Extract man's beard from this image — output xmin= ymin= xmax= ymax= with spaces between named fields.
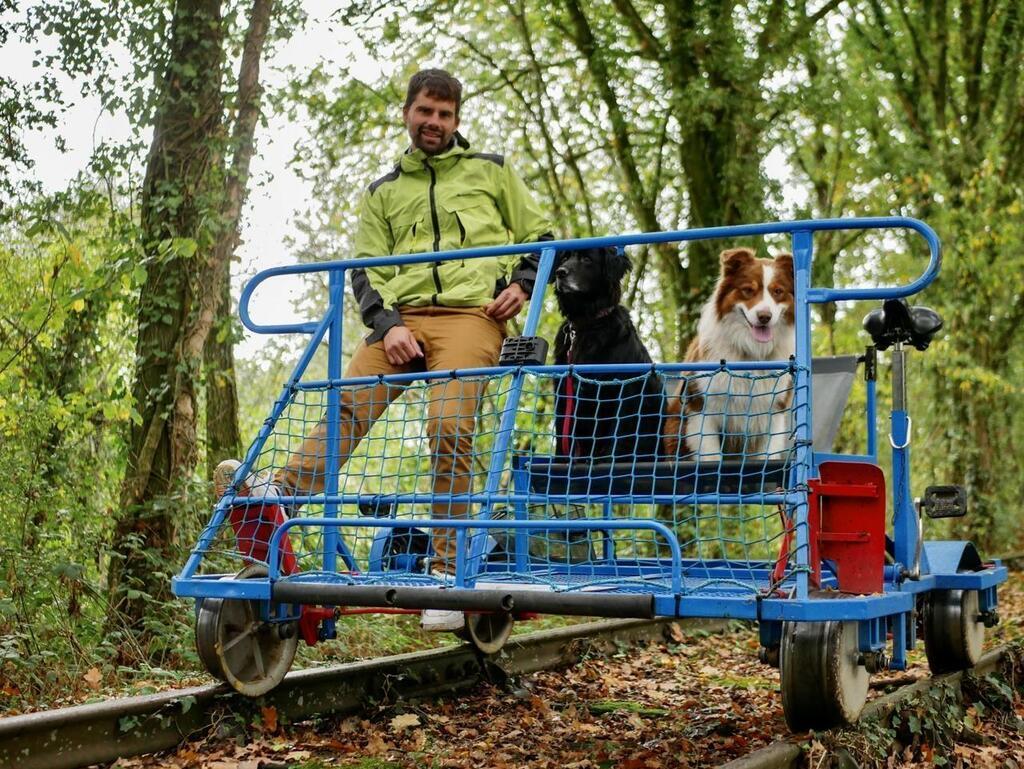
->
xmin=415 ymin=126 xmax=450 ymax=154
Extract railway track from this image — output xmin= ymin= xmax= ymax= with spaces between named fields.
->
xmin=719 ymin=646 xmax=1015 ymax=769
xmin=0 ymin=619 xmax=1016 ymax=769
xmin=0 ymin=618 xmax=691 ymax=769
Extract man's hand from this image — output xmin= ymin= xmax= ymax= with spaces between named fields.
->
xmin=383 ymin=326 xmax=424 ymax=365
xmin=484 ymin=282 xmax=529 ymax=321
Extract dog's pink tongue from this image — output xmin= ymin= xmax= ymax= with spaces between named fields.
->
xmin=752 ymin=324 xmax=773 ymax=343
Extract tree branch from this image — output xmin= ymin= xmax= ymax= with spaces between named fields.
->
xmin=963 ymin=0 xmax=995 ymax=131
xmin=770 ymin=0 xmax=845 ymax=59
xmin=894 ymin=1 xmax=941 ymax=123
xmin=610 ymin=0 xmax=665 ymax=61
xmin=850 ymin=7 xmax=932 ymax=145
xmin=561 ymin=0 xmax=648 ymax=214
xmin=757 ymin=0 xmax=787 ymax=55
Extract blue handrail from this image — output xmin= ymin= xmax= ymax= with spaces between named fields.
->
xmin=181 ymin=215 xmax=942 ymax=598
xmin=238 ymin=217 xmax=941 ymax=335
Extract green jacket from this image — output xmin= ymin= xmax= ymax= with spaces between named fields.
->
xmin=351 ymin=133 xmax=553 ymax=341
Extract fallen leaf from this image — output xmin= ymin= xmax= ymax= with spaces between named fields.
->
xmin=406 ymin=729 xmax=427 ymax=751
xmin=626 ymin=713 xmax=647 ymax=731
xmin=391 ymin=713 xmax=421 ymax=732
xmin=83 ymin=668 xmax=102 ymax=691
xmin=365 ymin=734 xmax=389 ymax=756
xmin=261 ymin=705 xmax=278 ymax=733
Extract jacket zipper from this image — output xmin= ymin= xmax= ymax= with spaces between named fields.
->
xmin=425 ymin=159 xmax=442 ymax=305
xmin=455 ymin=211 xmax=466 ymax=244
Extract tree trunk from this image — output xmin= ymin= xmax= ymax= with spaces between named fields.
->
xmin=204 ymin=276 xmax=242 ymax=477
xmin=204 ymin=0 xmax=273 ymax=478
xmin=559 ymin=0 xmax=814 ymax=355
xmin=108 ymin=0 xmax=225 ymax=637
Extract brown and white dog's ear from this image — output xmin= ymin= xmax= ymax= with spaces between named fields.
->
xmin=719 ymin=247 xmax=755 ymax=275
xmin=773 ymin=252 xmax=794 ymax=278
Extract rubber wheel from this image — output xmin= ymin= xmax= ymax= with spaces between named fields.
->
xmin=780 ymin=620 xmax=869 ymax=732
xmin=194 ymin=565 xmax=298 ymax=696
xmin=923 ymin=589 xmax=984 ymax=674
xmin=457 ymin=612 xmax=514 ymax=655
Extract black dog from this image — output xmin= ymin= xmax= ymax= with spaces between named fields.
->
xmin=552 ymin=246 xmax=664 ymax=462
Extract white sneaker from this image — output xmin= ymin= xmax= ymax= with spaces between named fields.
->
xmin=419 ymin=564 xmax=463 ymax=631
xmin=420 ymin=608 xmax=465 ymax=632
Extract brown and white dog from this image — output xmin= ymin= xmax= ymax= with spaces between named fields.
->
xmin=671 ymin=247 xmax=796 ymax=462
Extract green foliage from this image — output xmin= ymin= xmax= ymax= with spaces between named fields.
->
xmin=815 ymin=647 xmax=1024 ymax=766
xmin=2 ymin=0 xmax=1024 ymax=714
xmin=789 ymin=1 xmax=1024 ymax=550
xmin=1 ymin=0 xmax=301 ymax=705
xmin=0 ymin=184 xmax=149 ymax=707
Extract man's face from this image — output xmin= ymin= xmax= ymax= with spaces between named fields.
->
xmin=403 ymin=90 xmax=459 ymax=155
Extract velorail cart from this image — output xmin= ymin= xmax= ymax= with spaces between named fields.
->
xmin=173 ymin=217 xmax=1006 ymax=732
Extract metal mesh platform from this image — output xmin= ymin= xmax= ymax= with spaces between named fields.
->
xmin=181 ymin=356 xmax=860 ymax=605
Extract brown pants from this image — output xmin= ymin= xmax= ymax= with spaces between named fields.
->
xmin=272 ymin=306 xmax=505 ymax=566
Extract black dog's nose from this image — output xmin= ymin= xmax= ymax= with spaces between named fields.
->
xmin=555 ymin=266 xmax=568 ymax=278
xmin=757 ymin=310 xmax=772 ymax=325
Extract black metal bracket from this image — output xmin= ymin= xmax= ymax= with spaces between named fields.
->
xmin=499 ymin=335 xmax=549 ymax=366
xmin=860 ymin=345 xmax=877 ymax=382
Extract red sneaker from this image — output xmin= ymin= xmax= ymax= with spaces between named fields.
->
xmin=214 ymin=459 xmax=297 ymax=575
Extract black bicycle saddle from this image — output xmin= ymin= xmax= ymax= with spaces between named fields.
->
xmin=862 ymin=298 xmax=943 ymax=351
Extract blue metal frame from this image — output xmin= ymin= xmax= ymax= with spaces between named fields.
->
xmin=172 ymin=216 xmax=1007 ymax=665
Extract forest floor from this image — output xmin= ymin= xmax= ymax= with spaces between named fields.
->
xmin=99 ymin=570 xmax=1024 ymax=769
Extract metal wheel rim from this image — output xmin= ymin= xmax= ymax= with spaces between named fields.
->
xmin=959 ymin=589 xmax=985 ymax=665
xmin=830 ymin=620 xmax=870 ymax=723
xmin=194 ymin=565 xmax=298 ymax=696
xmin=214 ymin=594 xmax=297 ymax=696
xmin=925 ymin=588 xmax=984 ymax=673
xmin=464 ymin=612 xmax=514 ymax=655
xmin=780 ymin=620 xmax=869 ymax=731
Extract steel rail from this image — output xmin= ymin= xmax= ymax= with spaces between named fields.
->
xmin=717 ymin=645 xmax=1015 ymax=769
xmin=1 ymin=624 xmax=1014 ymax=769
xmin=0 ymin=617 xmax=699 ymax=769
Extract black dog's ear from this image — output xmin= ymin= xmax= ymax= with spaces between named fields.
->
xmin=603 ymin=246 xmax=632 ymax=284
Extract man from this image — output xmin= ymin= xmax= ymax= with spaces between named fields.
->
xmin=215 ymin=69 xmax=552 ymax=631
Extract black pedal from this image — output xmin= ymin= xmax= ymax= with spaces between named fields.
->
xmin=920 ymin=485 xmax=968 ymax=518
xmin=499 ymin=335 xmax=548 ymax=366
